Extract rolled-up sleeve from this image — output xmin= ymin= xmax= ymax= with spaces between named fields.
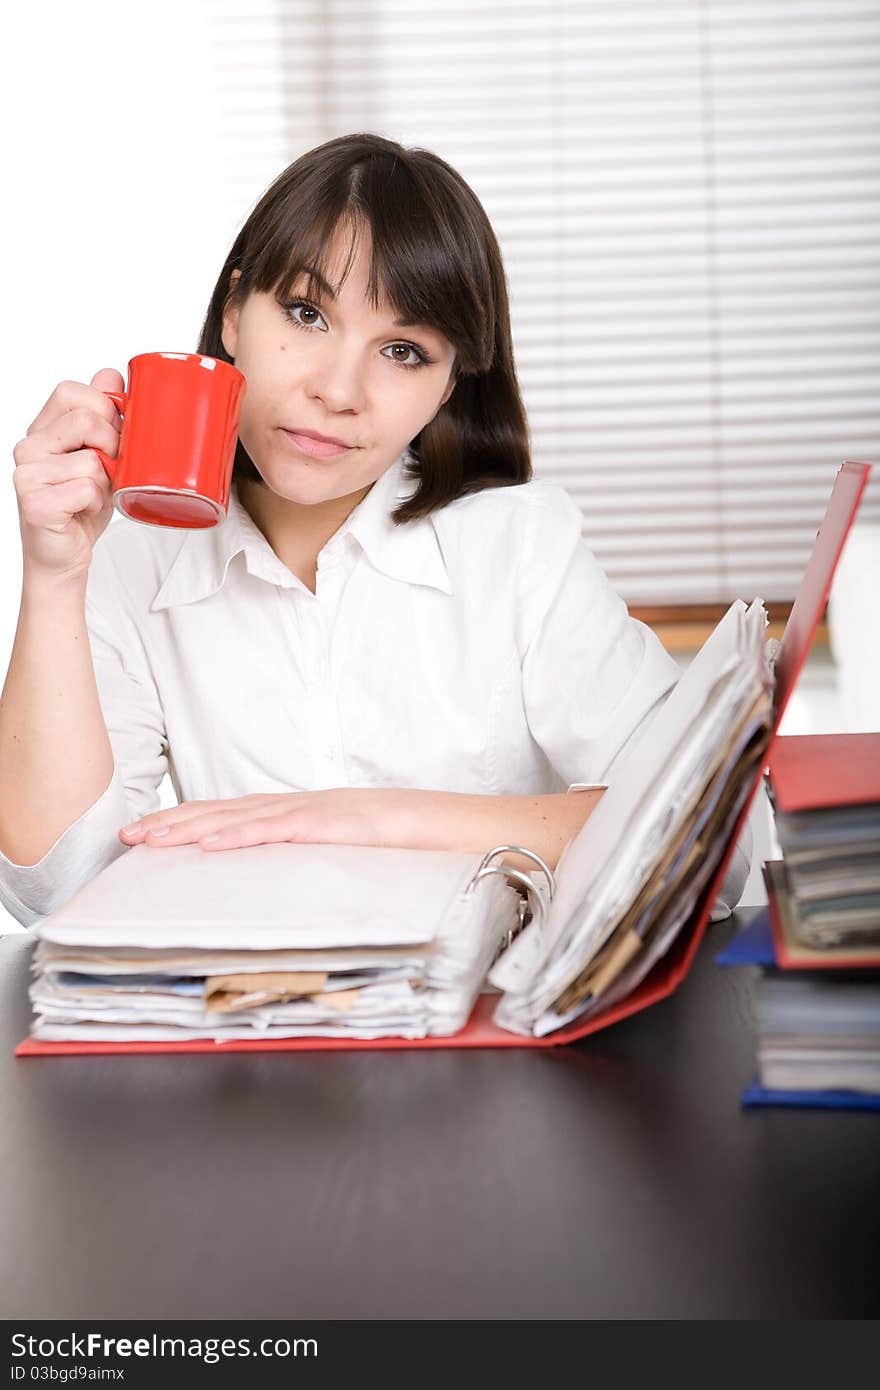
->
xmin=0 ymin=537 xmax=169 ymax=929
xmin=518 ymin=486 xmax=752 ymax=915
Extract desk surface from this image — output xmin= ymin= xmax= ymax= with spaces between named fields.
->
xmin=1 ymin=912 xmax=877 ymax=1320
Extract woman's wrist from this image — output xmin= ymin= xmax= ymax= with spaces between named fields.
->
xmin=376 ymin=787 xmax=606 ymax=874
xmin=20 ymin=565 xmax=89 ymax=613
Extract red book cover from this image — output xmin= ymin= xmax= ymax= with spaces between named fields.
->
xmin=767 ymin=732 xmax=880 ymax=814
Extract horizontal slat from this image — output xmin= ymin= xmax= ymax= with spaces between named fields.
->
xmin=325 ymin=69 xmax=879 ymax=109
xmin=545 ymin=495 xmax=829 ymax=527
xmin=520 ymin=357 xmax=880 ymax=387
xmin=206 ymin=1 xmax=875 ymax=22
xmin=528 ymin=374 xmax=880 ymax=405
xmin=473 ymin=142 xmax=880 ymax=194
xmin=317 ymin=29 xmax=880 ymax=63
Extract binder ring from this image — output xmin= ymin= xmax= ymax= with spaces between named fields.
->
xmin=465 ymin=845 xmax=556 ymax=948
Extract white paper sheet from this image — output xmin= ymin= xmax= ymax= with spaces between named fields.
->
xmin=490 ymin=598 xmax=775 ymax=1036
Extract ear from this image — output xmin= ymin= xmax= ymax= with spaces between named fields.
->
xmin=220 ymin=269 xmax=243 ymax=359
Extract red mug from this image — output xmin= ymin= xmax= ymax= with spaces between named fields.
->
xmin=93 ymin=352 xmax=247 ymax=528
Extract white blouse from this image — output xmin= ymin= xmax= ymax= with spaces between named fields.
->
xmin=0 ymin=448 xmax=751 ymax=929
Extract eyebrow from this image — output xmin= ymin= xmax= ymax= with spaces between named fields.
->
xmin=294 ymin=267 xmax=427 ymax=330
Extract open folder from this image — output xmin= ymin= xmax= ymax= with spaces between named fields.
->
xmin=15 ymin=460 xmax=873 ymax=1056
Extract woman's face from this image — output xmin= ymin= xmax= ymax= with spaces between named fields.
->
xmin=221 ymin=225 xmax=458 ymax=507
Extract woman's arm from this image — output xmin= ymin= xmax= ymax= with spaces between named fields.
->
xmin=0 ymin=572 xmax=114 ymax=864
xmin=381 ymin=787 xmax=606 ymax=875
xmin=120 ymin=787 xmax=604 ymax=876
xmin=0 ymin=542 xmax=169 ymax=927
xmin=382 ymin=784 xmax=752 ymax=911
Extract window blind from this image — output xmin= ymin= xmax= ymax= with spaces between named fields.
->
xmin=204 ymin=0 xmax=880 ymax=606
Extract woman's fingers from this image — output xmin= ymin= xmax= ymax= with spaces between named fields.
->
xmin=119 ymin=795 xmax=282 ymax=841
xmin=199 ymin=816 xmax=310 ymax=851
xmin=123 ymin=801 xmax=303 ymax=846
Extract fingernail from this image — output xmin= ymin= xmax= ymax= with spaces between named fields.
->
xmin=148 ymin=826 xmax=170 ymax=837
xmin=203 ymin=834 xmax=220 ymax=843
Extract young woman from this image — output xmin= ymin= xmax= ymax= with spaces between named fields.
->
xmin=0 ymin=132 xmax=751 ymax=929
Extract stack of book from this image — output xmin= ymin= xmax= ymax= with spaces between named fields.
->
xmin=769 ymin=733 xmax=880 ymax=950
xmin=717 ymin=731 xmax=880 ymax=1110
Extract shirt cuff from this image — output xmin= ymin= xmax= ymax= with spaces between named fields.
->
xmin=566 ymin=782 xmax=609 ymax=793
xmin=0 ymin=761 xmax=131 ymax=929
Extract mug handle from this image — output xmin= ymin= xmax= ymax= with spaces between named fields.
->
xmin=93 ymin=389 xmax=129 ymax=483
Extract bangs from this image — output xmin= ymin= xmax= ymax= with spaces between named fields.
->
xmin=247 ymin=159 xmax=492 ymax=373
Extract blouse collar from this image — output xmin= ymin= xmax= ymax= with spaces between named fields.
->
xmin=150 ymin=448 xmax=453 ymax=610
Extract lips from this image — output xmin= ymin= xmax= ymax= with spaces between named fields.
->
xmin=282 ymin=429 xmax=354 ymax=460
xmin=285 ymin=427 xmax=353 ymax=448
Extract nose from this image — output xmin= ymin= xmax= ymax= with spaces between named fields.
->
xmin=304 ymin=341 xmax=367 ymax=414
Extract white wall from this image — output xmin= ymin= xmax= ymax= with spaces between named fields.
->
xmin=1 ymin=0 xmax=232 ymax=656
xmin=0 ymin=1 xmax=236 ymax=930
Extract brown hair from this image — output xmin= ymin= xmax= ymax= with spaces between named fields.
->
xmin=195 ymin=132 xmax=531 ymax=525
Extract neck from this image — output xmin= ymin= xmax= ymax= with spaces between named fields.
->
xmin=235 ymin=475 xmax=374 ymax=580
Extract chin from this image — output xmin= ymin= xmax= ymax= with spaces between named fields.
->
xmin=255 ymin=455 xmax=361 ymax=503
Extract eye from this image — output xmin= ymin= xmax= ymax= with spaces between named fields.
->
xmin=279 ymin=298 xmax=433 ymax=371
xmin=282 ymin=299 xmax=325 ymax=331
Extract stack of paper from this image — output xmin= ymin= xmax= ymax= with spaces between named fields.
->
xmin=768 ymin=734 xmax=880 ymax=948
xmin=490 ymin=598 xmax=776 ymax=1037
xmin=754 ymin=971 xmax=880 ymax=1095
xmin=27 ymin=842 xmax=521 ymax=1041
xmin=714 ymin=902 xmax=880 ymax=1109
xmin=711 ymin=878 xmax=878 ymax=1106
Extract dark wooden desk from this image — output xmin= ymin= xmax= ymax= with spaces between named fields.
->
xmin=1 ymin=911 xmax=877 ymax=1320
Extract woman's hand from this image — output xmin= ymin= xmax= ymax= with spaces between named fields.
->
xmin=118 ymin=789 xmax=400 ymax=852
xmin=118 ymin=787 xmax=604 ymax=870
xmin=13 ymin=369 xmax=124 ymax=585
